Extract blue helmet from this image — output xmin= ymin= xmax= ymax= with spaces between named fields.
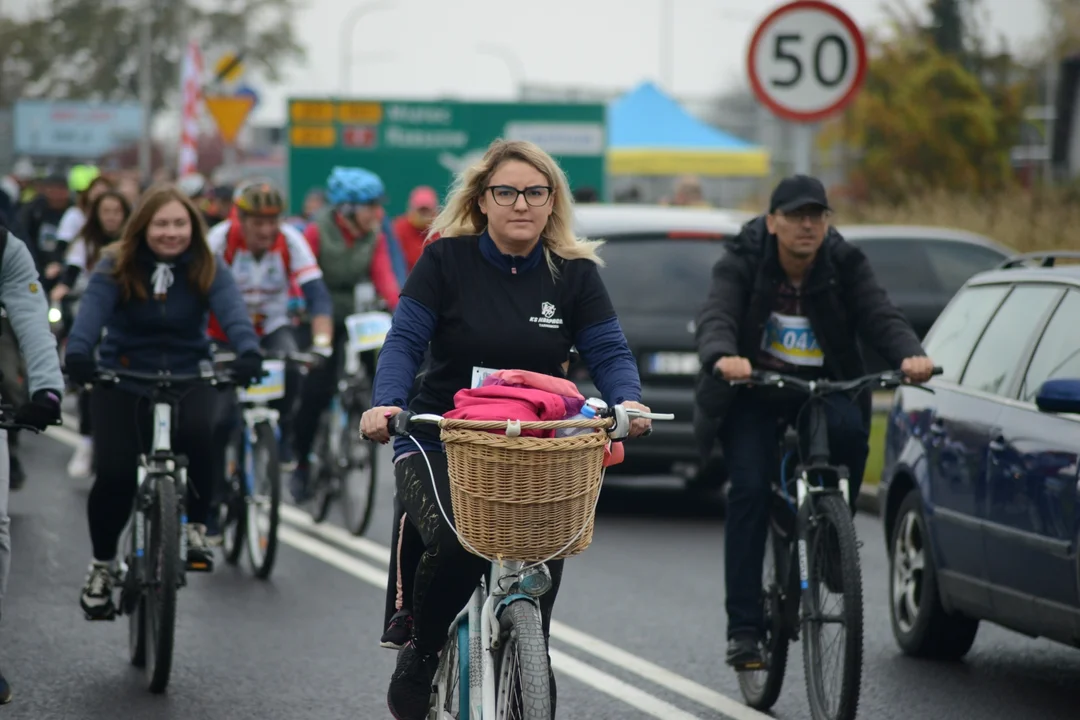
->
xmin=326 ymin=166 xmax=385 ymax=206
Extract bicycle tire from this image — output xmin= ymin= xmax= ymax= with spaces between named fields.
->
xmin=737 ymin=519 xmax=791 ymax=710
xmin=222 ymin=438 xmax=245 ymax=566
xmin=310 ymin=414 xmax=334 ymax=524
xmin=146 ymin=478 xmax=180 ymax=694
xmin=246 ymin=421 xmax=281 ymax=580
xmin=801 ymin=493 xmax=863 ymax=720
xmin=128 ymin=519 xmax=147 ymax=668
xmin=433 ymin=618 xmax=469 ymax=717
xmin=342 ymin=406 xmax=376 ymax=537
xmin=495 ymin=601 xmax=552 ymax=720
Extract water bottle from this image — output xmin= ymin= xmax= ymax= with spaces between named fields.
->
xmin=556 ymin=402 xmax=599 ymax=438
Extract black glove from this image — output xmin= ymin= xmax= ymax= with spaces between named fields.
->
xmin=15 ymin=389 xmax=61 ymax=430
xmin=64 ymin=354 xmax=97 ymax=387
xmin=231 ymin=350 xmax=265 ymax=388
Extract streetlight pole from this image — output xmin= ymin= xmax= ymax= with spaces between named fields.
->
xmin=475 ymin=43 xmax=525 ymax=98
xmin=340 ymin=1 xmax=393 ymax=94
xmin=138 ymin=0 xmax=154 ymax=181
xmin=659 ymin=0 xmax=673 ymax=91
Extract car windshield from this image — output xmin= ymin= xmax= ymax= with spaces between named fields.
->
xmin=596 ymin=237 xmax=727 ymax=313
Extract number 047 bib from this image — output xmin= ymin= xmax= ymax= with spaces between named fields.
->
xmin=761 ymin=312 xmax=824 ymax=367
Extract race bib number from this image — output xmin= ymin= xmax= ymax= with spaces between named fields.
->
xmin=761 ymin=313 xmax=824 ymax=367
xmin=471 ymin=366 xmax=498 ymax=389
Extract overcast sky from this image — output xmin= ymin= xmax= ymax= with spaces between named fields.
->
xmin=7 ymin=0 xmax=1052 ymax=127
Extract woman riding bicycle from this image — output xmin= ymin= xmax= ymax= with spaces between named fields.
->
xmin=63 ymin=184 xmax=264 ymax=620
xmin=361 ymin=138 xmax=652 ymax=720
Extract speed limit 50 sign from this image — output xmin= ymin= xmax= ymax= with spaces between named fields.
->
xmin=747 ymin=1 xmax=867 ymax=123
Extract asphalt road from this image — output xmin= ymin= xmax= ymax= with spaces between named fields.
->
xmin=2 ymin=419 xmax=1079 ymax=719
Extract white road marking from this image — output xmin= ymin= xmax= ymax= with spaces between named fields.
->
xmin=276 ymin=524 xmax=705 ymax=720
xmin=47 ymin=422 xmax=772 ymax=720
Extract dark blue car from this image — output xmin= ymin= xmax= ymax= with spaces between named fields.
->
xmin=881 ymin=251 xmax=1080 ymax=659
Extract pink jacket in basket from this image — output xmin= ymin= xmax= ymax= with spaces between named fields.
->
xmin=444 ymin=386 xmax=568 ymax=437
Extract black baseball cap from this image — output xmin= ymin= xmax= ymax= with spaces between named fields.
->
xmin=768 ymin=174 xmax=831 ymax=214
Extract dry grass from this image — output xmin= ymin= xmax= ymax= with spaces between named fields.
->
xmin=830 ymin=187 xmax=1080 ymax=254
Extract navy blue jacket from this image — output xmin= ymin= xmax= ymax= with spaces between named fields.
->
xmin=66 ymin=246 xmax=259 ymax=376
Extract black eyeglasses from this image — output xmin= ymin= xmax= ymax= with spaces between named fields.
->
xmin=486 ymin=185 xmax=553 ymax=207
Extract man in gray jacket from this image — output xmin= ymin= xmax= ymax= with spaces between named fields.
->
xmin=0 ymin=229 xmax=63 ymax=704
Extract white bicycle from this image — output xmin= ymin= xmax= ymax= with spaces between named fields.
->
xmin=379 ymin=404 xmax=672 ymax=719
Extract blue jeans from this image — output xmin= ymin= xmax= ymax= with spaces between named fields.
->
xmin=720 ymin=391 xmax=868 ymax=639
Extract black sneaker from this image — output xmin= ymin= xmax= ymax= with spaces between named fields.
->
xmin=381 ymin=609 xmax=413 ymax=650
xmin=0 ymin=668 xmax=12 ymax=704
xmin=726 ymin=632 xmax=765 ymax=670
xmin=387 ymin=641 xmax=439 ymax=720
xmin=80 ymin=562 xmax=116 ymax=620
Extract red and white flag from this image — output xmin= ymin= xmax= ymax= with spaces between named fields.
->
xmin=178 ymin=40 xmax=204 ymax=177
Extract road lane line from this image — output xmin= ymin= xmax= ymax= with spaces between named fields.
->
xmin=278 ymin=503 xmax=392 ymax=565
xmin=276 ymin=524 xmax=707 ymax=720
xmin=550 ymin=621 xmax=771 ymax=720
xmin=548 ymin=649 xmax=703 ymax=720
xmin=48 ymin=422 xmax=770 ymax=720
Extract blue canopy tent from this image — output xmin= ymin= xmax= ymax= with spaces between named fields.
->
xmin=608 ymin=82 xmax=769 ymax=177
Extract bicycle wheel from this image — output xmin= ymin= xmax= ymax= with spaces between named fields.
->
xmin=495 ymin=601 xmax=552 ymax=720
xmin=309 ymin=412 xmax=335 ymax=523
xmin=245 ymin=421 xmax=281 ymax=579
xmin=341 ymin=406 xmax=376 ymax=536
xmin=433 ymin=619 xmax=470 ymax=718
xmin=737 ymin=519 xmax=791 ymax=710
xmin=145 ymin=478 xmax=180 ymax=694
xmin=801 ymin=493 xmax=863 ymax=720
xmin=127 ymin=517 xmax=147 ymax=668
xmin=221 ymin=437 xmax=246 ymax=566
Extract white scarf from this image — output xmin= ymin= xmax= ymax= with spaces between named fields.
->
xmin=151 ymin=262 xmax=175 ymax=299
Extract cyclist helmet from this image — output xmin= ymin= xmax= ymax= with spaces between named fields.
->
xmin=326 ymin=166 xmax=384 ymax=206
xmin=68 ymin=164 xmax=100 ymax=192
xmin=177 ymin=172 xmax=207 ymax=198
xmin=233 ymin=179 xmax=285 ymax=217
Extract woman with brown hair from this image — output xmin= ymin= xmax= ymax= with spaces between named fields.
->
xmin=63 ymin=184 xmax=264 ymax=620
xmin=50 ymin=189 xmax=133 ymax=478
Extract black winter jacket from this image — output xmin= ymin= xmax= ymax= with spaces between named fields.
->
xmin=692 ymin=216 xmax=924 ymax=459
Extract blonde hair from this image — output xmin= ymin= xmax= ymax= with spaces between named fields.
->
xmin=428 ymin=139 xmax=604 ymax=274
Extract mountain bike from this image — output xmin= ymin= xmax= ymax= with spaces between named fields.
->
xmin=308 ymin=310 xmax=391 ymax=536
xmin=94 ymin=365 xmax=231 ymax=694
xmin=726 ymin=367 xmax=940 ymax=720
xmin=214 ymin=349 xmax=319 ymax=579
xmin=381 ymin=404 xmax=672 ymax=719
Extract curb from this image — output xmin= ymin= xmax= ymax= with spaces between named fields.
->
xmin=857 ymin=483 xmax=880 ymax=516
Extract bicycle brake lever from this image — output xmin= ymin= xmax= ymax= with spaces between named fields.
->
xmin=607 ymin=405 xmax=631 ymax=441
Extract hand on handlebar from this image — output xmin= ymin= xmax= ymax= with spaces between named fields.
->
xmin=900 ymin=356 xmax=936 ymax=384
xmin=714 ymin=356 xmax=753 ymax=382
xmin=621 ymin=400 xmax=653 ymax=438
xmin=63 ymin=354 xmax=97 ymax=387
xmin=360 ymin=406 xmax=406 ymax=444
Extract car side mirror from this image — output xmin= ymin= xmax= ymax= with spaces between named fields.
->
xmin=1035 ymin=378 xmax=1080 ymax=414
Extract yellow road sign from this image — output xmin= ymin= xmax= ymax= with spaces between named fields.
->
xmin=205 ymin=95 xmax=255 ymax=145
xmin=289 ymin=125 xmax=336 ymax=147
xmin=338 ymin=102 xmax=383 ymax=124
xmin=290 ymin=101 xmax=335 ymax=123
xmin=214 ymin=52 xmax=245 ymax=84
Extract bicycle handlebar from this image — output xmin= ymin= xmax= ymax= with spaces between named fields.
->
xmin=0 ymin=404 xmax=52 ymax=434
xmin=720 ymin=366 xmax=943 ymax=394
xmin=212 ymin=349 xmax=323 ymax=367
xmin=90 ymin=367 xmax=232 ymax=387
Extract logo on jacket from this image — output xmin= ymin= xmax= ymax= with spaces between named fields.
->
xmin=530 ymin=301 xmax=562 ymax=330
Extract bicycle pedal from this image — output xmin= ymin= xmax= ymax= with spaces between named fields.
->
xmin=735 ymin=660 xmax=768 ymax=672
xmin=186 ymin=560 xmax=213 ymax=573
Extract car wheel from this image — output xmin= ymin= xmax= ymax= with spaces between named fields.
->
xmin=889 ymin=489 xmax=979 ymax=660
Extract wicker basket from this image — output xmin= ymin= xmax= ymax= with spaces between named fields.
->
xmin=438 ymin=417 xmax=612 ymax=561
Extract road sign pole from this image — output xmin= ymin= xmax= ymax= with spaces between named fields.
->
xmin=793 ymin=122 xmax=812 ymax=175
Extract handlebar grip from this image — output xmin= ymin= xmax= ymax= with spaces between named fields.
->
xmin=931 ymin=366 xmax=944 ymax=376
xmin=388 ymin=411 xmax=414 ymax=438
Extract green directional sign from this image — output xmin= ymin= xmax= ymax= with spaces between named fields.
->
xmin=285 ymin=98 xmax=606 ymax=216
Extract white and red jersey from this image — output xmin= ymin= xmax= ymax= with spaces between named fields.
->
xmin=207 ymin=219 xmax=322 ymax=339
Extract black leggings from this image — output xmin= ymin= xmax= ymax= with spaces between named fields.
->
xmin=78 ymin=390 xmax=91 ymax=436
xmin=87 ymin=384 xmax=223 ymax=561
xmin=395 ymin=452 xmax=564 ymax=653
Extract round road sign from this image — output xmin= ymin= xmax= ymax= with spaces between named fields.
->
xmin=747 ymin=0 xmax=867 ymax=123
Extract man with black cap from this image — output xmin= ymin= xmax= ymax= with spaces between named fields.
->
xmin=694 ymin=174 xmax=934 ymax=669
